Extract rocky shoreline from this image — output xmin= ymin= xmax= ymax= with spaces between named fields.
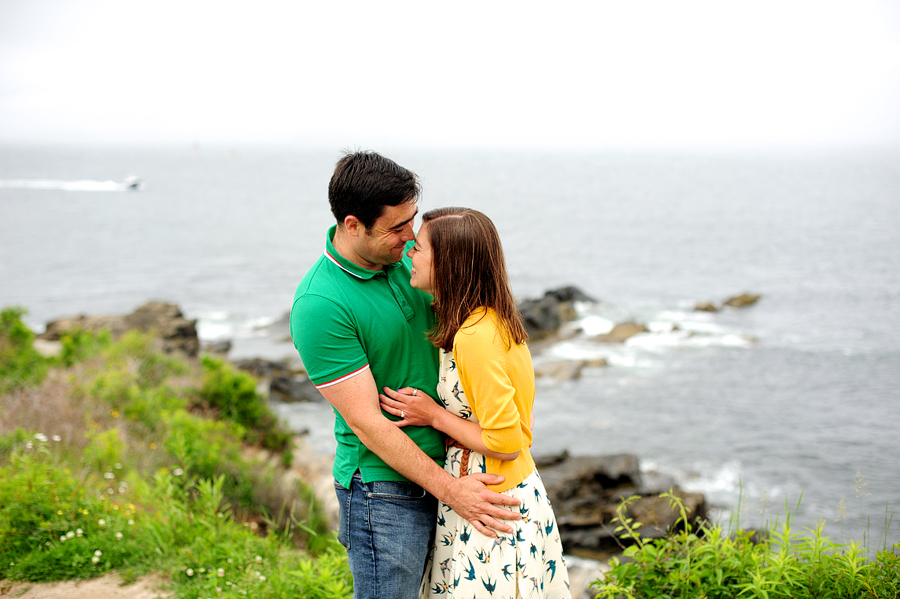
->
xmin=32 ymin=287 xmax=761 ymax=598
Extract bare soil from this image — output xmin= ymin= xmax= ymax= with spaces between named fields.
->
xmin=0 ymin=573 xmax=171 ymax=599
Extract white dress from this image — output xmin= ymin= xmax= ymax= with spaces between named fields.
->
xmin=420 ymin=349 xmax=571 ymax=598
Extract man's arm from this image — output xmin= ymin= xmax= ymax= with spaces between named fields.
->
xmin=317 ymin=369 xmax=521 ymax=537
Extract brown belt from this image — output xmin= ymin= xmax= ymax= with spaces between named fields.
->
xmin=446 ymin=437 xmax=471 ymax=475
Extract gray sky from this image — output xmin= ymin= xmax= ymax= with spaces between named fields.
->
xmin=2 ymin=0 xmax=899 ymax=149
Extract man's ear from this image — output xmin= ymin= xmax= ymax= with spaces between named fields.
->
xmin=343 ymin=215 xmax=363 ymax=236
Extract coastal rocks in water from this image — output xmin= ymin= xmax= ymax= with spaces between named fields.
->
xmin=38 ymin=301 xmax=200 ymax=356
xmin=592 ymin=322 xmax=648 ymax=343
xmin=535 ymin=358 xmax=609 ymax=381
xmin=694 ymin=301 xmax=719 ymax=313
xmin=232 ymin=358 xmax=321 ymax=403
xmin=269 ymin=374 xmax=319 ymax=403
xmin=517 ymin=286 xmax=597 ymax=340
xmin=695 ymin=292 xmax=762 ymax=312
xmin=536 ymin=451 xmax=706 ymax=559
xmin=724 ymin=292 xmax=761 ymax=308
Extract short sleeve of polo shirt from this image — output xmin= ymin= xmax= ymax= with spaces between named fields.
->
xmin=291 ymin=292 xmax=368 ymax=387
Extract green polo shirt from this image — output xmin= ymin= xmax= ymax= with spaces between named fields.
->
xmin=290 ymin=225 xmax=443 ymax=488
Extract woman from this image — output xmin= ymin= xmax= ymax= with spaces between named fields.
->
xmin=380 ymin=207 xmax=571 ymax=598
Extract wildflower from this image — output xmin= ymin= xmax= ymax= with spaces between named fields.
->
xmin=60 ymin=535 xmax=67 ymax=542
xmin=25 ymin=442 xmax=33 ymax=449
xmin=227 ymin=558 xmax=233 ymax=563
xmin=128 ymin=519 xmax=134 ymax=526
xmin=186 ymin=568 xmax=194 ymax=577
xmin=217 ymin=568 xmax=225 ymax=577
xmin=199 ymin=568 xmax=206 ymax=573
xmin=110 ymin=409 xmax=119 ymax=418
xmin=35 ymin=433 xmax=48 ymax=442
xmin=98 ymin=519 xmax=106 ymax=527
xmin=258 ymin=575 xmax=266 ymax=582
xmin=172 ymin=468 xmax=184 ymax=476
xmin=92 ymin=556 xmax=100 ymax=564
xmin=254 ymin=555 xmax=262 ymax=562
xmin=104 ymin=472 xmax=115 ymax=479
xmin=149 ymin=443 xmax=157 ymax=450
xmin=114 ymin=463 xmax=123 ymax=469
xmin=107 ymin=488 xmax=115 ymax=495
xmin=57 ymin=510 xmax=63 ymax=515
xmin=66 ymin=531 xmax=75 ymax=539
xmin=76 ymin=528 xmax=83 ymax=537
xmin=95 ymin=550 xmax=102 ymax=557
xmin=52 ymin=435 xmax=61 ymax=442
xmin=115 ymin=532 xmax=123 ymax=540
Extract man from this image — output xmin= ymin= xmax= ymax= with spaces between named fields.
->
xmin=290 ymin=151 xmax=520 ymax=599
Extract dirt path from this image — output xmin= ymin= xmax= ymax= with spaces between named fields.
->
xmin=0 ymin=573 xmax=171 ymax=599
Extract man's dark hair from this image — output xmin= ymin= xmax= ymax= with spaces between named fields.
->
xmin=328 ymin=151 xmax=421 ymax=229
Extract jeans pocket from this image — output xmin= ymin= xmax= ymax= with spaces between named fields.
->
xmin=367 ymin=480 xmax=427 ymax=500
xmin=334 ymin=480 xmax=351 ymax=549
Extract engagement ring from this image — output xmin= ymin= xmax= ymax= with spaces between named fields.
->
xmin=401 ymin=410 xmax=406 ymax=419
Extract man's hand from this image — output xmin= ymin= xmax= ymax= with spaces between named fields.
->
xmin=441 ymin=473 xmax=521 ymax=537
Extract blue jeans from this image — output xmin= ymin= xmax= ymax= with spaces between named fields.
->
xmin=334 ymin=473 xmax=437 ymax=599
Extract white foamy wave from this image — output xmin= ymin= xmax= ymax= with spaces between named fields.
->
xmin=0 ymin=179 xmax=130 ymax=191
xmin=578 ymin=315 xmax=615 ymax=336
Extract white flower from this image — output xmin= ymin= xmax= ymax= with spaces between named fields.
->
xmin=76 ymin=528 xmax=83 ymax=537
xmin=52 ymin=435 xmax=61 ymax=442
xmin=128 ymin=519 xmax=134 ymax=525
xmin=60 ymin=535 xmax=66 ymax=542
xmin=217 ymin=568 xmax=225 ymax=577
xmin=172 ymin=468 xmax=184 ymax=476
xmin=95 ymin=550 xmax=102 ymax=557
xmin=92 ymin=556 xmax=100 ymax=564
xmin=254 ymin=556 xmax=262 ymax=562
xmin=98 ymin=519 xmax=106 ymax=527
xmin=115 ymin=532 xmax=123 ymax=540
xmin=258 ymin=575 xmax=266 ymax=582
xmin=35 ymin=433 xmax=48 ymax=442
xmin=186 ymin=568 xmax=194 ymax=576
xmin=25 ymin=442 xmax=33 ymax=449
xmin=104 ymin=472 xmax=115 ymax=479
xmin=66 ymin=531 xmax=75 ymax=539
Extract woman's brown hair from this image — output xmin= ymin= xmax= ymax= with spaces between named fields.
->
xmin=422 ymin=207 xmax=528 ymax=351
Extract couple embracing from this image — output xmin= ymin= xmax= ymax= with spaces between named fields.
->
xmin=291 ymin=151 xmax=571 ymax=598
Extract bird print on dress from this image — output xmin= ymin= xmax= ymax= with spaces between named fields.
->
xmin=419 ymin=348 xmax=571 ymax=598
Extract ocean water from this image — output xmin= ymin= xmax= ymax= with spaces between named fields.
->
xmin=2 ymin=143 xmax=898 ymax=550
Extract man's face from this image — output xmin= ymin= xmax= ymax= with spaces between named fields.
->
xmin=354 ymin=200 xmax=418 ymax=269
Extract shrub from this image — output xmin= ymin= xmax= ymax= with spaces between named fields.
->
xmin=0 ymin=307 xmax=49 ymax=394
xmin=198 ymin=356 xmax=293 ymax=458
xmin=592 ymin=492 xmax=900 ymax=599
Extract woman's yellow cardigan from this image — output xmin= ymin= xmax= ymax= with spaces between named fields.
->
xmin=452 ymin=308 xmax=536 ymax=493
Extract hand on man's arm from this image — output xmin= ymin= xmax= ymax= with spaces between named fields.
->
xmin=317 ymin=369 xmax=521 ymax=537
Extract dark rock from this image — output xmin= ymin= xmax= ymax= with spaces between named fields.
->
xmin=724 ymin=293 xmax=761 ymax=308
xmin=203 ymin=340 xmax=232 ymax=355
xmin=517 ymin=286 xmax=597 ymax=340
xmin=535 ymin=452 xmax=707 ymax=558
xmin=39 ymin=301 xmax=199 ymax=356
xmin=592 ymin=322 xmax=648 ymax=343
xmin=269 ymin=374 xmax=320 ymax=403
xmin=232 ymin=358 xmax=295 ymax=380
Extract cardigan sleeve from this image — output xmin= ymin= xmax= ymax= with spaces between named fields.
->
xmin=453 ymin=316 xmax=526 ymax=454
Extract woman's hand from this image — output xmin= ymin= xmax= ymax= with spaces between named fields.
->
xmin=380 ymin=386 xmax=441 ymax=427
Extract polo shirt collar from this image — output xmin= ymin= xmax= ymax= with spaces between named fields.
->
xmin=323 ymin=224 xmax=399 ymax=280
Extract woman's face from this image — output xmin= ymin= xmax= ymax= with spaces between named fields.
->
xmin=407 ymin=223 xmax=434 ymax=294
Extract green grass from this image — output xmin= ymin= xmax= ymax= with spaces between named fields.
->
xmin=592 ymin=492 xmax=900 ymax=598
xmin=0 ymin=307 xmax=352 ymax=597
